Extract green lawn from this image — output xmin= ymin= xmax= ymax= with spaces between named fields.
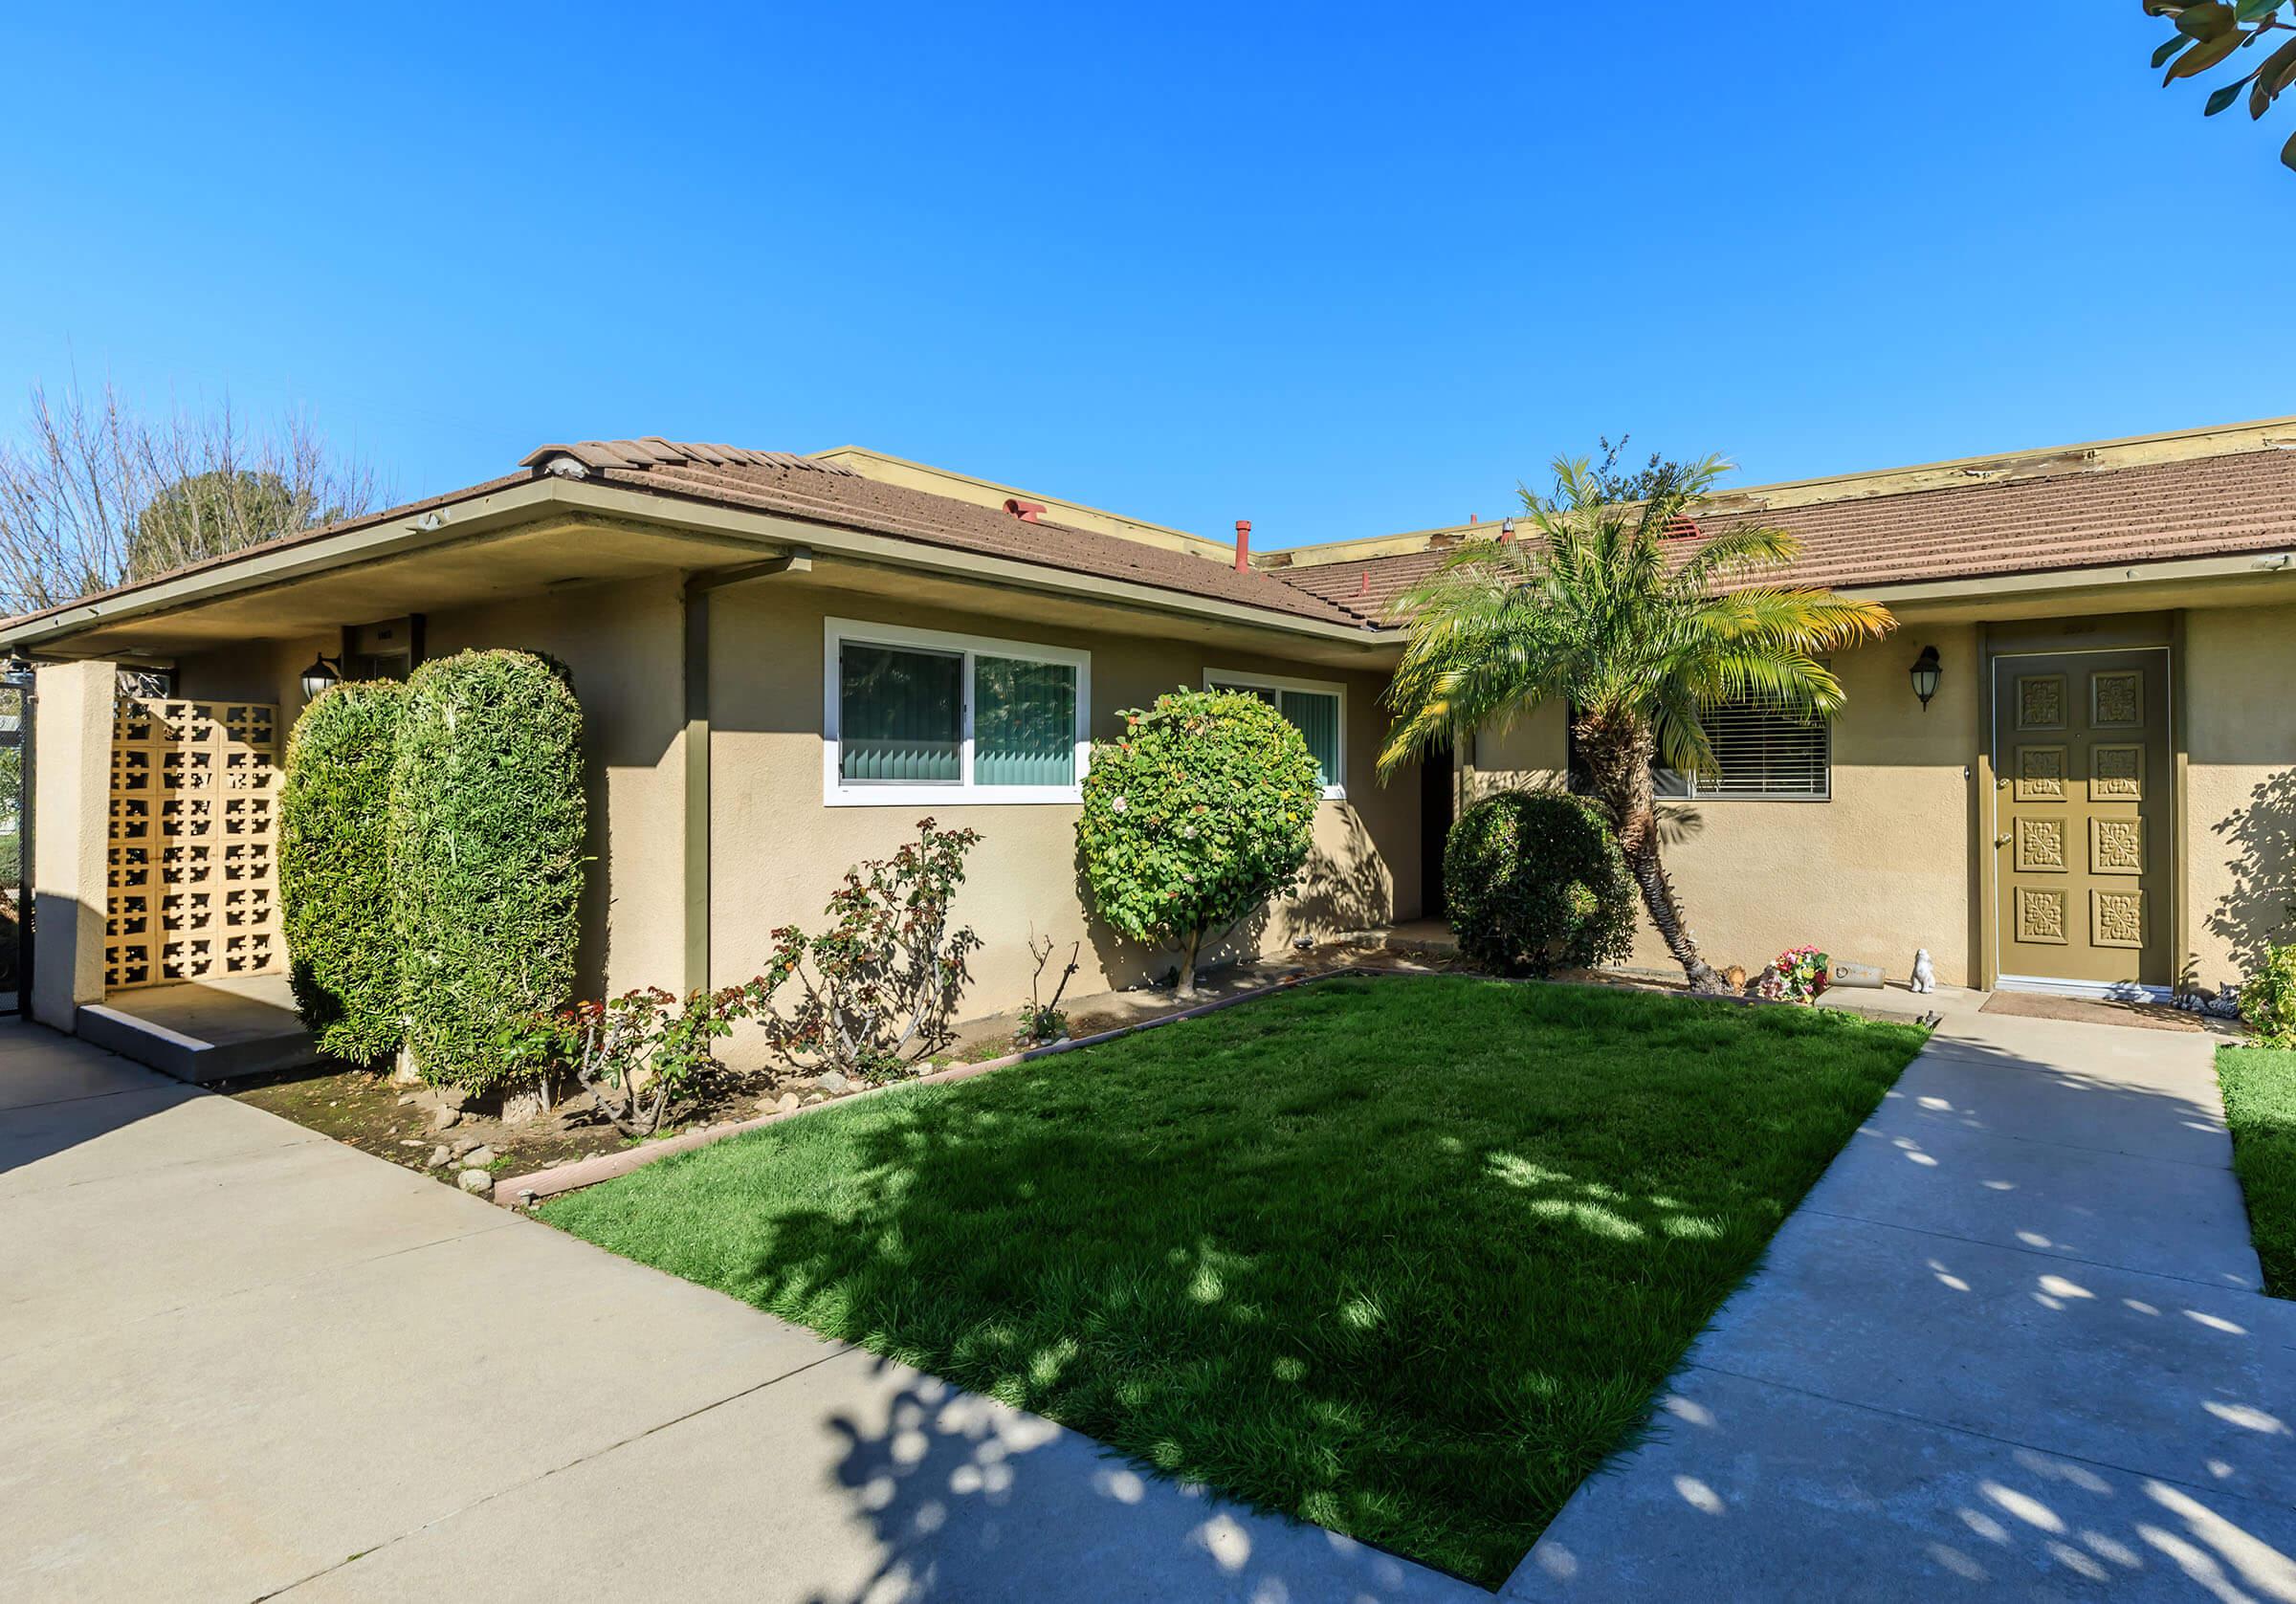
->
xmin=543 ymin=975 xmax=1928 ymax=1586
xmin=2219 ymin=1044 xmax=2296 ymax=1298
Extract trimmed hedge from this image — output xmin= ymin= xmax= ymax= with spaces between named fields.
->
xmin=1445 ymin=789 xmax=1636 ymax=977
xmin=390 ymin=649 xmax=585 ymax=1090
xmin=1078 ymin=687 xmax=1323 ymax=995
xmin=280 ymin=680 xmax=406 ymax=1062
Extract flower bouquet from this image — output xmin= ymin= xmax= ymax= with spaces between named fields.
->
xmin=1757 ymin=944 xmax=1831 ymax=1004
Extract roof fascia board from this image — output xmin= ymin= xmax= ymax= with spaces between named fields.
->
xmin=1838 ymin=548 xmax=2296 ymax=606
xmin=0 ymin=477 xmax=579 ymax=650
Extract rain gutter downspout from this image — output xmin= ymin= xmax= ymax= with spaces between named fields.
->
xmin=683 ymin=549 xmax=812 ymax=993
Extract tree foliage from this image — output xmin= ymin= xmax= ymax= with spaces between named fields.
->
xmin=2143 ymin=2 xmax=2296 ymax=171
xmin=1078 ymin=688 xmax=1323 ymax=996
xmin=390 ymin=649 xmax=586 ymax=1091
xmin=0 ymin=380 xmax=380 ymax=612
xmin=1380 ymin=447 xmax=1893 ymax=992
xmin=280 ymin=680 xmax=407 ymax=1063
xmin=1445 ymin=790 xmax=1636 ymax=978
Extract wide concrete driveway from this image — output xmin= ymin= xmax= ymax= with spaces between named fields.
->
xmin=1508 ymin=999 xmax=2296 ymax=1602
xmin=0 ymin=1021 xmax=1478 ymax=1604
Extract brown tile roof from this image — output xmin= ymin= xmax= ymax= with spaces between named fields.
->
xmin=1274 ymin=448 xmax=2296 ymax=619
xmin=523 ymin=439 xmax=1380 ymax=628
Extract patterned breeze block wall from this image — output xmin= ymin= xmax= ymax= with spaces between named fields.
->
xmin=106 ymin=698 xmax=281 ymax=989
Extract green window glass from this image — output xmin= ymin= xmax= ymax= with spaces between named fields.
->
xmin=1280 ymin=690 xmax=1339 ymax=789
xmin=839 ymin=643 xmax=960 ymax=782
xmin=974 ymin=656 xmax=1076 ymax=787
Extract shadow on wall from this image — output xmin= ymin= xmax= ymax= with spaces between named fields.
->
xmin=2210 ymin=766 xmax=2296 ymax=978
xmin=1289 ymin=811 xmax=1397 ymax=939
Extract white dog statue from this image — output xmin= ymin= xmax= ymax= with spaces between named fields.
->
xmin=1910 ymin=949 xmax=1936 ymax=994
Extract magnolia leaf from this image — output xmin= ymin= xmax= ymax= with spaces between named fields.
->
xmin=2236 ymin=0 xmax=2285 ymax=20
xmin=2252 ymin=34 xmax=2296 ymax=115
xmin=2207 ymin=78 xmax=2249 ymax=114
xmin=2284 ymin=126 xmax=2296 ymax=170
xmin=2155 ymin=35 xmax=2192 ymax=68
xmin=2167 ymin=29 xmax=2246 ymax=80
xmin=2177 ymin=1 xmax=2239 ymax=37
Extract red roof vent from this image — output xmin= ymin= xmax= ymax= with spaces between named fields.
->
xmin=1004 ymin=498 xmax=1046 ymax=523
xmin=1662 ymin=514 xmax=1703 ymax=539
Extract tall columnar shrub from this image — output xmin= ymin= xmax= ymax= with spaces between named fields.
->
xmin=390 ymin=649 xmax=585 ymax=1090
xmin=1078 ymin=688 xmax=1323 ymax=997
xmin=279 ymin=680 xmax=406 ymax=1062
xmin=1445 ymin=789 xmax=1636 ymax=978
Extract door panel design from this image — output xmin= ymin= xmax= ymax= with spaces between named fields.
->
xmin=2017 ymin=675 xmax=2067 ymax=731
xmin=2019 ymin=887 xmax=2068 ymax=943
xmin=2092 ymin=744 xmax=2144 ymax=800
xmin=2092 ymin=890 xmax=2145 ymax=949
xmin=2091 ymin=670 xmax=2143 ymax=728
xmin=2016 ymin=817 xmax=2066 ymax=872
xmin=2090 ymin=818 xmax=2143 ymax=875
xmin=1994 ymin=648 xmax=2171 ymax=987
xmin=2016 ymin=745 xmax=2067 ymax=802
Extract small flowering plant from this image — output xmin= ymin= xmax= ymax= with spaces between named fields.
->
xmin=1757 ymin=944 xmax=1831 ymax=1004
xmin=560 ymin=982 xmax=747 ymax=1137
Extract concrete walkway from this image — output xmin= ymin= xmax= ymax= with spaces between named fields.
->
xmin=1507 ymin=996 xmax=2296 ymax=1602
xmin=0 ymin=1021 xmax=1479 ymax=1604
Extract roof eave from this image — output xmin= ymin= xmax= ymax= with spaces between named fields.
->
xmin=0 ymin=474 xmax=1388 ymax=656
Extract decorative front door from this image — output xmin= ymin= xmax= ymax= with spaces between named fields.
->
xmin=1993 ymin=649 xmax=2171 ymax=990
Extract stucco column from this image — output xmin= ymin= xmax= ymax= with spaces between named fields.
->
xmin=32 ymin=660 xmax=116 ymax=1028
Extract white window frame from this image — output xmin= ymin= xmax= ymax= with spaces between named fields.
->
xmin=824 ymin=617 xmax=1091 ymax=806
xmin=1203 ymin=668 xmax=1347 ymax=801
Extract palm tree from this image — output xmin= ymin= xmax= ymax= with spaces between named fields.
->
xmin=1379 ymin=451 xmax=1894 ymax=992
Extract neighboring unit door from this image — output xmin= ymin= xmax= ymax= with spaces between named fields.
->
xmin=1993 ymin=648 xmax=2171 ymax=990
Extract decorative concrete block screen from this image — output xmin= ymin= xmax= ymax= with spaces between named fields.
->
xmin=106 ymin=697 xmax=281 ymax=990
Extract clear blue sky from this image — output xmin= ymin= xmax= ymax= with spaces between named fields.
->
xmin=3 ymin=4 xmax=2288 ymax=550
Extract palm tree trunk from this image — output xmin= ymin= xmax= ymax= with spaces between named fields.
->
xmin=1577 ymin=718 xmax=1727 ymax=994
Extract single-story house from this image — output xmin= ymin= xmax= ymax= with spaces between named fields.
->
xmin=7 ymin=415 xmax=2293 ymax=1063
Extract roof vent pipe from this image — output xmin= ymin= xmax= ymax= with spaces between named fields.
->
xmin=1500 ymin=517 xmax=1516 ymax=542
xmin=1234 ymin=519 xmax=1252 ymax=571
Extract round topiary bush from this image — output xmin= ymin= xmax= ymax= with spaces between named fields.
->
xmin=1445 ymin=789 xmax=1636 ymax=977
xmin=1078 ymin=687 xmax=1324 ymax=996
xmin=280 ymin=679 xmax=406 ymax=1063
xmin=389 ymin=649 xmax=585 ymax=1091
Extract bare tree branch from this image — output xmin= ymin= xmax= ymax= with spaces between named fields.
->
xmin=0 ymin=380 xmax=384 ymax=614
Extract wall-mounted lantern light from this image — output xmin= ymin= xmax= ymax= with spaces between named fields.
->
xmin=298 ymin=654 xmax=343 ymax=701
xmin=1910 ymin=645 xmax=1942 ymax=711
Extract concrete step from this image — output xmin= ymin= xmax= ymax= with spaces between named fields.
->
xmin=74 ymin=981 xmax=316 ymax=1085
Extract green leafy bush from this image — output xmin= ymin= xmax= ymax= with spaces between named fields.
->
xmin=2243 ymin=942 xmax=2296 ymax=1047
xmin=1078 ymin=688 xmax=1322 ymax=996
xmin=280 ymin=680 xmax=406 ymax=1062
xmin=1444 ymin=790 xmax=1635 ymax=977
xmin=390 ymin=649 xmax=586 ymax=1091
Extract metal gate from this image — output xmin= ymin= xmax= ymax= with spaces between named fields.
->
xmin=105 ymin=697 xmax=281 ymax=990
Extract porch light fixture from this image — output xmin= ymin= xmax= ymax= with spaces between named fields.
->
xmin=298 ymin=654 xmax=343 ymax=701
xmin=1910 ymin=645 xmax=1942 ymax=711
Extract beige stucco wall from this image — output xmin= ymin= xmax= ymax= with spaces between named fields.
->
xmin=708 ymin=581 xmax=1420 ymax=1031
xmin=2184 ymin=602 xmax=2296 ymax=991
xmin=174 ymin=582 xmax=689 ymax=1002
xmin=31 ymin=660 xmax=117 ymax=1026
xmin=167 ymin=576 xmax=1416 ymax=1052
xmin=1468 ymin=628 xmax=1981 ymax=986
